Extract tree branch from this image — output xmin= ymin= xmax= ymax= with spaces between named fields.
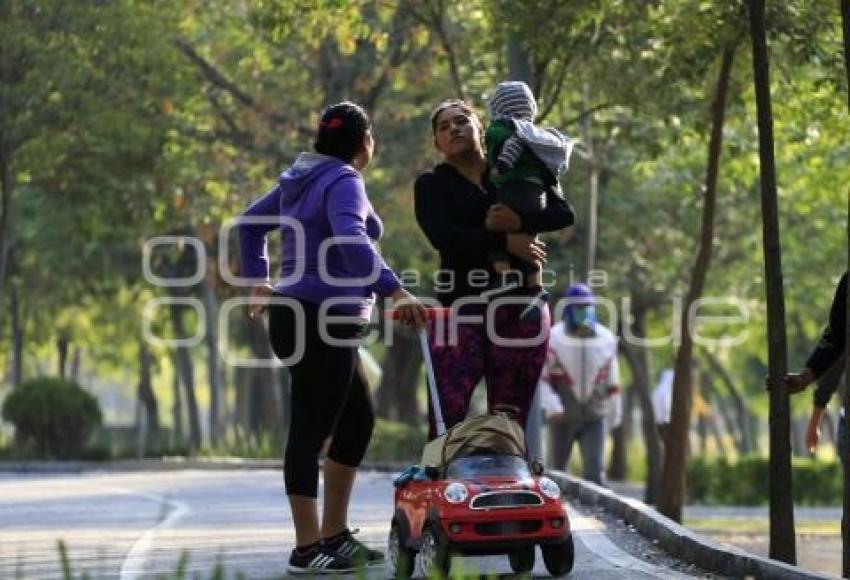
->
xmin=562 ymin=102 xmax=615 ymax=127
xmin=411 ymin=0 xmax=466 ymax=100
xmin=174 ymin=38 xmax=290 ymax=127
xmin=362 ymin=5 xmax=417 ymax=111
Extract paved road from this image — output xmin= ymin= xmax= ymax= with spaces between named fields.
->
xmin=0 ymin=470 xmax=718 ymax=579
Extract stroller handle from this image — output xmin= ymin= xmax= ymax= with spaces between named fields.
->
xmin=385 ymin=306 xmax=451 ymax=437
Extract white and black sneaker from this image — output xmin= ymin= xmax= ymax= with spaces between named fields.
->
xmin=288 ymin=543 xmax=354 ymax=575
xmin=323 ymin=528 xmax=386 ymax=567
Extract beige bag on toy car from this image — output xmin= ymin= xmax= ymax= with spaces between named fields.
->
xmin=421 ymin=410 xmax=526 ymax=468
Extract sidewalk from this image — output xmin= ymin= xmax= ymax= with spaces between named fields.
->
xmin=605 ymin=479 xmax=841 ymax=578
xmin=607 ymin=480 xmax=842 ymax=520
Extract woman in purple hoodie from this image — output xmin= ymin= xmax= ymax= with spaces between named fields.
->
xmin=239 ymin=102 xmax=425 ymax=574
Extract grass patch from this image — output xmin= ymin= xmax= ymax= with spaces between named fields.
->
xmin=685 ymin=517 xmax=841 ymax=536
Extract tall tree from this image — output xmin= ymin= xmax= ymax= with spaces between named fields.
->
xmin=619 ymin=296 xmax=664 ymax=503
xmin=748 ymin=0 xmax=796 ymax=563
xmin=658 ymin=44 xmax=736 ymax=522
xmin=840 ymin=0 xmax=850 ymax=575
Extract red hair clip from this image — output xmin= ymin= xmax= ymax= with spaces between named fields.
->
xmin=320 ymin=117 xmax=344 ymax=129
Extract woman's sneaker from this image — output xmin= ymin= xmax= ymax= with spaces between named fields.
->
xmin=287 ymin=543 xmax=354 ymax=575
xmin=323 ymin=528 xmax=386 ymax=567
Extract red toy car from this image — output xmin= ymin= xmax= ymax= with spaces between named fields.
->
xmin=388 ymin=453 xmax=574 ymax=577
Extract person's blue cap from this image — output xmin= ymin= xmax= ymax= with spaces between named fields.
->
xmin=563 ymin=283 xmax=596 ymax=329
xmin=564 ymin=283 xmax=595 ymax=303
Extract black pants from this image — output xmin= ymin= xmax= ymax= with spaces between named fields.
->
xmin=268 ymin=298 xmax=374 ymax=497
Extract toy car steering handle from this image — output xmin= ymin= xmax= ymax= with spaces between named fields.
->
xmin=386 ymin=307 xmax=452 ymax=436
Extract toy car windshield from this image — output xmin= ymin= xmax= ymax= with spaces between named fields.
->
xmin=445 ymin=454 xmax=530 ymax=479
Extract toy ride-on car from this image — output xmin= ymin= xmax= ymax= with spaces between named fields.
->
xmin=384 ymin=308 xmax=574 ymax=577
xmin=389 ymin=452 xmax=574 ymax=577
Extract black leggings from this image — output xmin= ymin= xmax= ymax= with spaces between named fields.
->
xmin=268 ymin=298 xmax=374 ymax=497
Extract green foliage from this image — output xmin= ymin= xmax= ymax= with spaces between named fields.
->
xmin=687 ymin=455 xmax=844 ymax=505
xmin=199 ymin=432 xmax=282 ymax=459
xmin=364 ymin=418 xmax=427 ymax=463
xmin=1 ymin=378 xmax=102 ymax=459
xmin=1 ymin=0 xmax=848 ymax=474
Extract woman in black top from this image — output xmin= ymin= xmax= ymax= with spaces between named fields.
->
xmin=414 ymin=99 xmax=575 ymax=439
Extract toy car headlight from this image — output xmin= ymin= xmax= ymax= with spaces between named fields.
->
xmin=539 ymin=477 xmax=561 ymax=500
xmin=443 ymin=482 xmax=469 ymax=504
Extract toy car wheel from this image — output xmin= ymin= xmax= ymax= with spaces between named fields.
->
xmin=542 ymin=535 xmax=574 ymax=576
xmin=419 ymin=523 xmax=450 ymax=577
xmin=508 ymin=545 xmax=535 ymax=574
xmin=388 ymin=521 xmax=416 ymax=578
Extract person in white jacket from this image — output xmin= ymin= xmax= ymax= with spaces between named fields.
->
xmin=539 ymin=284 xmax=621 ymax=484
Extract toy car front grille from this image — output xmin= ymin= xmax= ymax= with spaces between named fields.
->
xmin=470 ymin=491 xmax=543 ymax=509
xmin=474 ymin=520 xmax=543 ymax=536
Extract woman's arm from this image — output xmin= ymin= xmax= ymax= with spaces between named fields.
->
xmin=326 ymin=175 xmax=401 ymax=297
xmin=238 ymin=185 xmax=284 ymax=281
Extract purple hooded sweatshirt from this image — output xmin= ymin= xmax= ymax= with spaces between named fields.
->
xmin=239 ymin=152 xmax=401 ymax=321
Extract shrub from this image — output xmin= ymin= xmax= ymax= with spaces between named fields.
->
xmin=2 ymin=377 xmax=102 ymax=459
xmin=686 ymin=455 xmax=843 ymax=505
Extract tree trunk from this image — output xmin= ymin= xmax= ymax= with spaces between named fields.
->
xmin=581 ymin=82 xmax=599 ymax=276
xmin=10 ymin=283 xmax=22 ymax=386
xmin=504 ymin=36 xmax=547 ymax=458
xmin=608 ymin=422 xmax=628 ymax=481
xmin=431 ymin=0 xmax=467 ymax=100
xmin=697 ymin=411 xmax=708 ymax=456
xmin=707 ymin=411 xmax=728 ymax=459
xmin=376 ymin=328 xmax=422 ymax=421
xmin=700 ymin=348 xmax=753 ymax=454
xmin=170 ymin=350 xmax=184 ymax=449
xmin=608 ymin=385 xmax=632 ymax=481
xmin=507 ymin=36 xmax=535 ymax=87
xmin=619 ymin=301 xmax=663 ymax=504
xmin=57 ymin=334 xmax=69 ymax=379
xmin=0 ymin=152 xmax=11 ymax=324
xmin=748 ymin=0 xmax=796 ymax=562
xmin=234 ymin=366 xmax=251 ymax=437
xmin=658 ymin=45 xmax=734 ymax=523
xmin=69 ymin=347 xmax=82 ymax=382
xmin=699 ymin=370 xmax=736 ymax=457
xmin=248 ymin=320 xmax=284 ymax=442
xmin=201 ymin=273 xmax=224 ymax=446
xmin=138 ymin=338 xmax=160 ymax=443
xmin=170 ymin=302 xmax=202 ymax=451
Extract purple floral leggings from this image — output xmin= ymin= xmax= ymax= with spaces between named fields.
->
xmin=426 ymin=301 xmax=551 ymax=439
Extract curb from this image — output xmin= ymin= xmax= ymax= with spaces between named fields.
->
xmin=547 ymin=470 xmax=836 ymax=580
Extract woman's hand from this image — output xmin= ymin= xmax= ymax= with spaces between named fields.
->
xmin=766 ymin=367 xmax=815 ymax=393
xmin=486 ymin=204 xmax=522 ymax=232
xmin=390 ymin=288 xmax=428 ymax=328
xmin=806 ymin=406 xmax=826 ymax=454
xmin=248 ymin=283 xmax=274 ymax=320
xmin=506 ymin=233 xmax=547 ymax=267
